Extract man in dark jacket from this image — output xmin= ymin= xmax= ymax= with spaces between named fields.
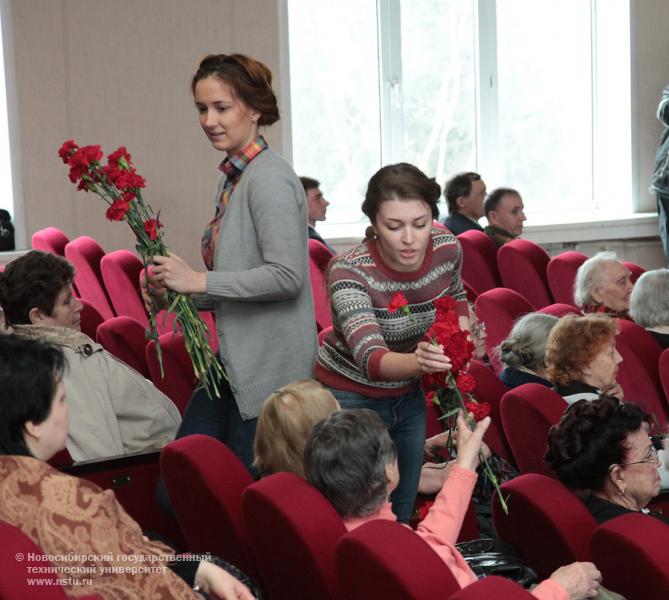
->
xmin=440 ymin=172 xmax=486 ymax=235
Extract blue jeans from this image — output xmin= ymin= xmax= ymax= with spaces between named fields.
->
xmin=329 ymin=386 xmax=426 ymax=523
xmin=157 ymin=375 xmax=258 ymax=516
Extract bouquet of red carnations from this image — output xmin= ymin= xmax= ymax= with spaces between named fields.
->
xmin=58 ymin=140 xmax=224 ymax=400
xmin=390 ymin=292 xmax=507 ymax=513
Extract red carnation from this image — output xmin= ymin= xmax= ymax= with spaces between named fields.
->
xmin=144 ymin=218 xmax=163 ymax=241
xmin=464 ymin=400 xmax=491 ymax=422
xmin=115 ymin=170 xmax=146 ymax=190
xmin=417 ymin=500 xmax=434 ymax=521
xmin=388 ymin=291 xmax=409 ymax=313
xmin=106 ymin=198 xmax=131 ymax=221
xmin=107 ymin=146 xmax=133 ymax=168
xmin=456 ymin=372 xmax=476 ymax=393
xmin=434 ymin=295 xmax=456 ymax=318
xmin=424 ymin=390 xmax=436 ymax=404
xmin=58 ymin=140 xmax=78 ymax=164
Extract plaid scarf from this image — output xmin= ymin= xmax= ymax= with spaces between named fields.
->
xmin=582 ymin=303 xmax=633 ymax=321
xmin=201 ymin=135 xmax=268 ymax=270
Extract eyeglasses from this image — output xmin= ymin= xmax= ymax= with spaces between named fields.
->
xmin=619 ymin=445 xmax=660 ymax=467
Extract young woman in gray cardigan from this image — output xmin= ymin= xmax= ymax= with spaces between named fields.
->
xmin=150 ymin=54 xmax=317 ymax=471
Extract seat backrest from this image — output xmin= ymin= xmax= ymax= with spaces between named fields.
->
xmin=493 ymin=473 xmax=597 ymax=579
xmin=591 ymin=513 xmax=669 ymax=600
xmin=79 ymin=298 xmax=105 ymax=341
xmin=64 ymin=236 xmax=115 ymax=320
xmin=457 ymin=230 xmax=501 ymax=295
xmin=96 ymin=316 xmax=151 ymax=379
xmin=546 ymin=251 xmax=588 ymax=306
xmin=0 ymin=521 xmax=101 ymax=599
xmin=308 ymin=239 xmax=334 ymax=331
xmin=161 ymin=434 xmax=256 ymax=578
xmin=31 ymin=226 xmax=70 ymax=256
xmin=467 ymin=359 xmax=515 ymax=464
xmin=474 ymin=288 xmax=533 ymax=373
xmin=446 ymin=575 xmax=535 ymax=599
xmin=497 ymin=239 xmax=553 ymax=309
xmin=538 ymin=303 xmax=581 ymax=317
xmin=461 ymin=279 xmax=478 ymax=303
xmin=623 ymin=261 xmax=645 ymax=283
xmin=336 ymin=520 xmax=461 ymax=600
xmin=615 ymin=327 xmax=668 ymax=427
xmin=659 ymin=348 xmax=669 ymax=410
xmin=243 ymin=472 xmax=346 ymax=600
xmin=500 ymin=383 xmax=567 ymax=476
xmin=146 ymin=332 xmax=196 ymax=415
xmin=100 ymin=250 xmax=148 ymax=325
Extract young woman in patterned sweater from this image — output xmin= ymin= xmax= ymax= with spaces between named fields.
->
xmin=315 ymin=163 xmax=469 ymax=522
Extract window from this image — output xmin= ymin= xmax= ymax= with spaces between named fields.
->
xmin=287 ymin=0 xmax=631 ymax=232
xmin=0 ymin=4 xmax=13 ymax=215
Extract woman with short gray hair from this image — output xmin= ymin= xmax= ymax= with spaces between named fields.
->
xmin=573 ymin=251 xmax=633 ymax=319
xmin=498 ymin=313 xmax=558 ymax=388
xmin=629 ymin=269 xmax=669 ymax=348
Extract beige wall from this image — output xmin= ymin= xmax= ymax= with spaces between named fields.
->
xmin=3 ymin=0 xmax=669 ymax=262
xmin=4 ymin=0 xmax=286 ymax=266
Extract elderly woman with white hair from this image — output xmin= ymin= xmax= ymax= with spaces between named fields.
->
xmin=629 ymin=269 xmax=669 ymax=348
xmin=573 ymin=251 xmax=634 ymax=319
xmin=498 ymin=313 xmax=559 ymax=388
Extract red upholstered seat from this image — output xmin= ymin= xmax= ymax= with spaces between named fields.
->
xmin=0 ymin=521 xmax=103 ymax=599
xmin=659 ymin=348 xmax=669 ymax=407
xmin=336 ymin=519 xmax=461 ymax=600
xmin=96 ymin=316 xmax=151 ymax=379
xmin=457 ymin=230 xmax=501 ymax=295
xmin=591 ymin=513 xmax=669 ymax=600
xmin=538 ymin=303 xmax=581 ymax=317
xmin=623 ymin=260 xmax=645 ymax=283
xmin=100 ymin=249 xmax=148 ymax=325
xmin=146 ymin=331 xmax=197 ymax=415
xmin=493 ymin=473 xmax=597 ymax=579
xmin=64 ymin=236 xmax=115 ymax=320
xmin=615 ymin=322 xmax=668 ymax=427
xmin=497 ymin=239 xmax=553 ymax=309
xmin=467 ymin=359 xmax=515 ymax=464
xmin=243 ymin=472 xmax=345 ymax=600
xmin=31 ymin=226 xmax=70 ymax=256
xmin=546 ymin=251 xmax=587 ymax=306
xmin=79 ymin=298 xmax=105 ymax=341
xmin=461 ymin=279 xmax=478 ymax=303
xmin=474 ymin=288 xmax=533 ymax=373
xmin=500 ymin=383 xmax=567 ymax=476
xmin=308 ymin=239 xmax=334 ymax=332
xmin=447 ymin=576 xmax=536 ymax=599
xmin=161 ymin=435 xmax=257 ymax=578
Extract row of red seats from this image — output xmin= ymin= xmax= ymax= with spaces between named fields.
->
xmin=458 ymin=229 xmax=644 ymax=309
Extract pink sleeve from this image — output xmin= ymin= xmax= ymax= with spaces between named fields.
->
xmin=531 ymin=579 xmax=570 ymax=600
xmin=417 ymin=464 xmax=477 ymax=545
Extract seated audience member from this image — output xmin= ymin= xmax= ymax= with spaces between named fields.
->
xmin=306 ymin=409 xmax=603 ymax=600
xmin=253 ymin=378 xmax=339 ymax=477
xmin=573 ymin=251 xmax=634 ymax=319
xmin=0 ymin=250 xmax=181 ymax=461
xmin=545 ymin=314 xmax=623 ymax=404
xmin=0 ymin=334 xmax=256 ymax=600
xmin=483 ymin=187 xmax=526 ymax=247
xmin=629 ymin=268 xmax=669 ymax=348
xmin=441 ymin=172 xmax=486 ymax=235
xmin=498 ymin=313 xmax=559 ymax=388
xmin=545 ymin=395 xmax=668 ymax=525
xmin=300 ymin=176 xmax=334 ymax=253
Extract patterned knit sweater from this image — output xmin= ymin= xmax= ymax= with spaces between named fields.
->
xmin=315 ymin=229 xmax=468 ymax=397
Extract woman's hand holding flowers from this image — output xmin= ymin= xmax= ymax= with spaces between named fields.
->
xmin=151 ymin=254 xmax=207 ymax=295
xmin=414 ymin=341 xmax=452 ymax=374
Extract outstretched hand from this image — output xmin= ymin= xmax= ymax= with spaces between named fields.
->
xmin=415 ymin=341 xmax=452 ymax=374
xmin=453 ymin=411 xmax=490 ymax=472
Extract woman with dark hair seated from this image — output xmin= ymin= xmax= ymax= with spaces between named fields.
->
xmin=305 ymin=408 xmax=604 ymax=600
xmin=545 ymin=395 xmax=667 ymax=525
xmin=0 ymin=334 xmax=256 ymax=599
xmin=544 ymin=313 xmax=623 ymax=404
xmin=498 ymin=313 xmax=558 ymax=388
xmin=629 ymin=268 xmax=669 ymax=348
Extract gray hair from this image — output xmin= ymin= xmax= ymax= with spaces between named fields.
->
xmin=629 ymin=269 xmax=669 ymax=328
xmin=499 ymin=313 xmax=559 ymax=371
xmin=573 ymin=251 xmax=620 ymax=307
xmin=304 ymin=409 xmax=397 ymax=518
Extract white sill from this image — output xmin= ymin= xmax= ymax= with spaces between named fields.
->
xmin=318 ymin=212 xmax=660 ymax=250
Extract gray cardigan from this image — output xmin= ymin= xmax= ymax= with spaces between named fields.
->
xmin=199 ymin=147 xmax=317 ymax=419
